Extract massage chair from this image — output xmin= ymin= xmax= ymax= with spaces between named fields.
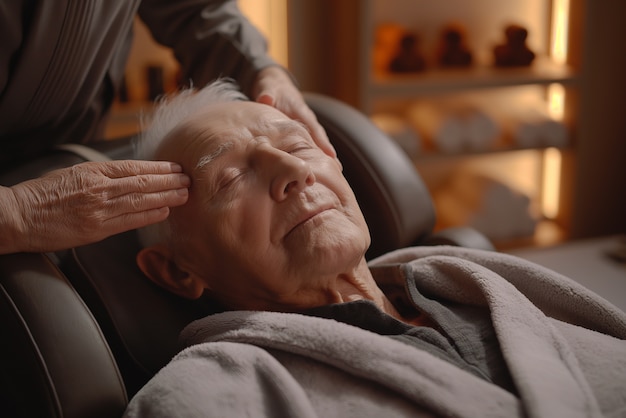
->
xmin=0 ymin=93 xmax=493 ymax=418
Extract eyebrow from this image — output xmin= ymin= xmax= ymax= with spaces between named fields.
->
xmin=195 ymin=141 xmax=234 ymax=170
xmin=193 ymin=119 xmax=311 ymax=171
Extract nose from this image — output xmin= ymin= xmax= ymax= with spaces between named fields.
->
xmin=254 ymin=146 xmax=316 ymax=201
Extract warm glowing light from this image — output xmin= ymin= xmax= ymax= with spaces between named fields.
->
xmin=547 ymin=83 xmax=565 ymax=120
xmin=542 ymin=0 xmax=569 ymax=219
xmin=238 ymin=0 xmax=288 ymax=66
xmin=542 ymin=148 xmax=562 ymax=219
xmin=551 ymin=0 xmax=570 ymax=65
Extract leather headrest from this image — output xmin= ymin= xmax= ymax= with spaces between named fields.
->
xmin=61 ymin=231 xmax=216 ymax=396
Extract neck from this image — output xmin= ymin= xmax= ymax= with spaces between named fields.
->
xmin=331 ymin=258 xmax=406 ymax=322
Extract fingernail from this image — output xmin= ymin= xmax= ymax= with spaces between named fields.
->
xmin=170 ymin=163 xmax=183 ymax=172
xmin=177 ymin=188 xmax=189 ymax=196
xmin=179 ymin=174 xmax=191 ymax=186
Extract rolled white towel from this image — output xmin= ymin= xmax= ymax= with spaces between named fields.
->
xmin=406 ymin=102 xmax=465 ymax=153
xmin=487 ymin=102 xmax=569 ymax=149
xmin=407 ymin=101 xmax=500 ymax=153
xmin=464 ymin=109 xmax=500 ymax=152
xmin=370 ymin=113 xmax=422 ymax=158
xmin=434 ymin=171 xmax=538 ymax=241
xmin=510 ymin=119 xmax=542 ymax=148
xmin=538 ymin=118 xmax=568 ymax=147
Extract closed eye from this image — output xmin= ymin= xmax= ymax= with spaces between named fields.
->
xmin=286 ymin=141 xmax=315 ymax=155
xmin=217 ymin=168 xmax=247 ymax=192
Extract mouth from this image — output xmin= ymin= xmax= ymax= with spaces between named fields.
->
xmin=285 ymin=206 xmax=334 ymax=238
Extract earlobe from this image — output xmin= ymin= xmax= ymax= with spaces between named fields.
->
xmin=136 ymin=245 xmax=205 ymax=300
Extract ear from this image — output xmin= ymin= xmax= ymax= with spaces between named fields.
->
xmin=136 ymin=245 xmax=206 ymax=300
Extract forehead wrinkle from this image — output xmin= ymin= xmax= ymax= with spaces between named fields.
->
xmin=273 ymin=118 xmax=309 ymax=134
xmin=254 ymin=118 xmax=313 ymax=145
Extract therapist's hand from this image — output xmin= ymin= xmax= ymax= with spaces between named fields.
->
xmin=252 ymin=66 xmax=336 ymax=159
xmin=0 ymin=160 xmax=189 ymax=254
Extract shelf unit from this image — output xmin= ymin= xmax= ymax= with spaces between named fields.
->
xmin=288 ymin=0 xmax=582 ymax=249
xmin=367 ymin=59 xmax=575 ymax=111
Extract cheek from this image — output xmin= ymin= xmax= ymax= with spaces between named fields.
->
xmin=325 ymin=175 xmax=366 ymax=224
xmin=206 ymin=191 xmax=275 ymax=252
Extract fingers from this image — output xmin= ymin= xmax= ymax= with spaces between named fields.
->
xmin=106 ymin=172 xmax=190 ymax=199
xmin=256 ymin=93 xmax=274 ymax=107
xmin=58 ymin=160 xmax=191 ymax=200
xmin=255 ymin=93 xmax=337 ymax=158
xmin=98 ymin=160 xmax=184 ymax=178
xmin=105 ymin=207 xmax=172 ymax=235
xmin=108 ymin=187 xmax=189 ymax=216
xmin=302 ymin=114 xmax=336 ymax=159
xmin=252 ymin=66 xmax=337 ymax=158
xmin=69 ymin=160 xmax=191 ymax=211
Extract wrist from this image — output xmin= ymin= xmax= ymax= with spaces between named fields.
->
xmin=252 ymin=65 xmax=299 ymax=97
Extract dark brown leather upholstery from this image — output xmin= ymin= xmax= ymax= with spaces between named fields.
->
xmin=0 ymin=253 xmax=127 ymax=418
xmin=61 ymin=230 xmax=216 ymax=397
xmin=0 ymin=93 xmax=492 ymax=416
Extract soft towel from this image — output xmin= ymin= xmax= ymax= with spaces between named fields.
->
xmin=124 ymin=246 xmax=626 ymax=418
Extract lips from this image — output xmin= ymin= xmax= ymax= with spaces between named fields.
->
xmin=285 ymin=205 xmax=334 ymax=238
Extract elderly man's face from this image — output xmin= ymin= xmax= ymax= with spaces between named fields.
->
xmin=152 ymin=100 xmax=370 ymax=311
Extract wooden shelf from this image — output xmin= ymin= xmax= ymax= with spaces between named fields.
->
xmin=410 ymin=143 xmax=572 ymax=163
xmin=370 ymin=59 xmax=576 ymax=98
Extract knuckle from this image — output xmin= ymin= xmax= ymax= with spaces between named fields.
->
xmin=127 ymin=193 xmax=145 ymax=212
xmin=135 ymin=175 xmax=151 ymax=189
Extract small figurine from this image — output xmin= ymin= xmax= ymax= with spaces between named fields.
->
xmin=493 ymin=24 xmax=536 ymax=67
xmin=373 ymin=23 xmax=407 ymax=75
xmin=437 ymin=24 xmax=473 ymax=68
xmin=389 ymin=33 xmax=426 ymax=73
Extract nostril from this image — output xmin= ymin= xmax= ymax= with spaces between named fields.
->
xmin=305 ymin=172 xmax=315 ymax=186
xmin=284 ymin=180 xmax=298 ymax=195
xmin=270 ymin=157 xmax=316 ymax=200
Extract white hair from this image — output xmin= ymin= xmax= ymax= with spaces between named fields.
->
xmin=135 ymin=79 xmax=247 ymax=161
xmin=134 ymin=79 xmax=248 ymax=248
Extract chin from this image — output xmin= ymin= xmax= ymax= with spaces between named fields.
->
xmin=295 ymin=224 xmax=369 ymax=274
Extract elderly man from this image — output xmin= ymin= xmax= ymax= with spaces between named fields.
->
xmin=126 ymin=80 xmax=626 ymax=418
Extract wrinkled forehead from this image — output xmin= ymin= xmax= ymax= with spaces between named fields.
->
xmin=153 ymin=102 xmax=249 ymax=163
xmin=157 ymin=101 xmax=307 ymax=167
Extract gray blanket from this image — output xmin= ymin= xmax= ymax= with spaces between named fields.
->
xmin=124 ymin=246 xmax=626 ymax=418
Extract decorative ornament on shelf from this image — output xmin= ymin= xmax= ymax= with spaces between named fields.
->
xmin=389 ymin=32 xmax=427 ymax=73
xmin=493 ymin=24 xmax=536 ymax=67
xmin=436 ymin=23 xmax=473 ymax=68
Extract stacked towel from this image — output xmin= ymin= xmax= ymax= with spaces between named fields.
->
xmin=406 ymin=100 xmax=500 ymax=153
xmin=434 ymin=170 xmax=538 ymax=241
xmin=370 ymin=112 xmax=422 ymax=158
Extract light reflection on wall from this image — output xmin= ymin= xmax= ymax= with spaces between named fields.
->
xmin=542 ymin=0 xmax=570 ymax=220
xmin=238 ymin=0 xmax=288 ymax=67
